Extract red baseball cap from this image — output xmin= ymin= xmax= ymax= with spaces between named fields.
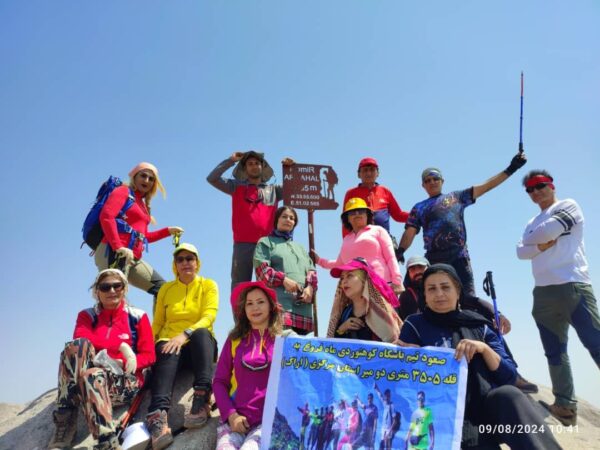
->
xmin=358 ymin=157 xmax=379 ymax=169
xmin=230 ymin=281 xmax=280 ymax=319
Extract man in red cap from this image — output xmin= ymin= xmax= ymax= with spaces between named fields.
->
xmin=342 ymin=157 xmax=409 ymax=240
xmin=207 ymin=151 xmax=294 ymax=290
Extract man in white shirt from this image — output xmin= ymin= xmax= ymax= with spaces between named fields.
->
xmin=517 ymin=169 xmax=600 ymax=426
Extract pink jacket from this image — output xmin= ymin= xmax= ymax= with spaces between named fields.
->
xmin=318 ymin=225 xmax=402 ymax=285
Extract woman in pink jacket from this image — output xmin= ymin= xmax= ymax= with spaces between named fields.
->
xmin=94 ymin=162 xmax=183 ymax=298
xmin=213 ymin=281 xmax=284 ymax=450
xmin=314 ymin=197 xmax=403 ymax=295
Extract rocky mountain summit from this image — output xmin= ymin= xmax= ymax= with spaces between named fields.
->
xmin=1 ymin=378 xmax=599 ymax=450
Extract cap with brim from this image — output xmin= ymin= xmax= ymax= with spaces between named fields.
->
xmin=230 ymin=281 xmax=279 ymax=319
xmin=330 ymin=258 xmax=369 ymax=278
xmin=232 ymin=151 xmax=274 ymax=182
xmin=358 ymin=157 xmax=379 ymax=169
xmin=172 ymin=243 xmax=201 ymax=275
xmin=406 ymin=255 xmax=430 ymax=269
xmin=421 ymin=167 xmax=443 ymax=181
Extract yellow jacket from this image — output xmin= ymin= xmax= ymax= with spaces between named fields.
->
xmin=152 ymin=275 xmax=219 ymax=342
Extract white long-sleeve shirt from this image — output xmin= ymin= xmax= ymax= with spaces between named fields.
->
xmin=517 ymin=199 xmax=591 ymax=286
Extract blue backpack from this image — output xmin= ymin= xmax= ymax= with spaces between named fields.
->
xmin=82 ymin=176 xmax=137 ymax=250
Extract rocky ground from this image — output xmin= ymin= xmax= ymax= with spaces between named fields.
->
xmin=0 ymin=378 xmax=598 ymax=450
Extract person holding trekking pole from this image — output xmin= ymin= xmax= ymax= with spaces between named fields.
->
xmin=94 ymin=162 xmax=183 ymax=298
xmin=397 ymin=151 xmax=527 ymax=296
xmin=48 ymin=269 xmax=155 ymax=450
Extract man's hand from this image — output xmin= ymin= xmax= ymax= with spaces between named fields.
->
xmin=538 ymin=239 xmax=556 ymax=252
xmin=282 ymin=157 xmax=295 ymax=166
xmin=504 ymin=152 xmax=527 ymax=176
xmin=231 ymin=152 xmax=245 ymax=162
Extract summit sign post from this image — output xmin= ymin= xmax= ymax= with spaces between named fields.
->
xmin=283 ymin=163 xmax=339 ymax=336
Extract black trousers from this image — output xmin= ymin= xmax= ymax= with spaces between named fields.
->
xmin=148 ymin=328 xmax=217 ymax=412
xmin=468 ymin=385 xmax=562 ymax=450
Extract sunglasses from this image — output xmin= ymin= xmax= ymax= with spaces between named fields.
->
xmin=97 ymin=282 xmax=125 ymax=293
xmin=175 ymin=255 xmax=196 ymax=263
xmin=138 ymin=172 xmax=155 ymax=182
xmin=525 ymin=183 xmax=549 ymax=193
xmin=347 ymin=209 xmax=367 ymax=216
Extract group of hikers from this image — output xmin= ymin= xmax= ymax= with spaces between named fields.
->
xmin=47 ymin=150 xmax=599 ymax=450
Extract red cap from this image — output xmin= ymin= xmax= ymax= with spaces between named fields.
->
xmin=230 ymin=281 xmax=280 ymax=319
xmin=358 ymin=157 xmax=378 ymax=169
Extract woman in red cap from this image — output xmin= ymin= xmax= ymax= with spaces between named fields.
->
xmin=213 ymin=281 xmax=287 ymax=449
xmin=327 ymin=257 xmax=403 ymax=343
xmin=94 ymin=162 xmax=183 ymax=298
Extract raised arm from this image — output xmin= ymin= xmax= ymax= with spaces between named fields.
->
xmin=206 ymin=154 xmax=239 ymax=195
xmin=472 ymin=152 xmax=527 ymax=200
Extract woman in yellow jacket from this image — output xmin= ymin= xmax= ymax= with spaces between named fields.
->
xmin=145 ymin=243 xmax=219 ymax=450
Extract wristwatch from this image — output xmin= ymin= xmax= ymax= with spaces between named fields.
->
xmin=184 ymin=328 xmax=193 ymax=339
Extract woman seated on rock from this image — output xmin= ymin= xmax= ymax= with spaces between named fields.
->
xmin=327 ymin=257 xmax=402 ymax=343
xmin=145 ymin=243 xmax=219 ymax=450
xmin=48 ymin=269 xmax=155 ymax=450
xmin=399 ymin=263 xmax=561 ymax=449
xmin=213 ymin=281 xmax=286 ymax=449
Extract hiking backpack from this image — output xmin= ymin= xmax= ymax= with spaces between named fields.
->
xmin=81 ymin=176 xmax=137 ymax=250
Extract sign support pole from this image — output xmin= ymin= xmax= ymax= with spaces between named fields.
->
xmin=308 ymin=209 xmax=319 ymax=336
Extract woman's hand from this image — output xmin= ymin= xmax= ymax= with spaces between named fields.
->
xmin=228 ymin=412 xmax=250 ymax=434
xmin=310 ymin=249 xmax=320 ymax=262
xmin=391 ymin=283 xmax=404 ymax=295
xmin=282 ymin=277 xmax=302 ymax=295
xmin=339 ymin=317 xmax=365 ymax=334
xmin=498 ymin=314 xmax=511 ymax=335
xmin=115 ymin=247 xmax=134 ymax=266
xmin=454 ymin=339 xmax=488 ymax=363
xmin=119 ymin=342 xmax=137 ymax=374
xmin=161 ymin=333 xmax=188 ymax=355
xmin=298 ymin=285 xmax=314 ymax=303
xmin=168 ymin=226 xmax=184 ymax=236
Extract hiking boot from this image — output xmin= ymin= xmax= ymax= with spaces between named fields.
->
xmin=48 ymin=408 xmax=78 ymax=449
xmin=93 ymin=434 xmax=121 ymax=450
xmin=184 ymin=389 xmax=211 ymax=429
xmin=146 ymin=410 xmax=173 ymax=450
xmin=541 ymin=401 xmax=577 ymax=426
xmin=514 ymin=375 xmax=539 ymax=394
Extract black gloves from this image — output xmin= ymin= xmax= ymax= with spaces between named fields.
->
xmin=504 ymin=152 xmax=527 ymax=176
xmin=395 ymin=246 xmax=406 ymax=264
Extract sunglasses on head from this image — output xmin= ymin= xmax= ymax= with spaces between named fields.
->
xmin=175 ymin=255 xmax=196 ymax=263
xmin=97 ymin=282 xmax=125 ymax=293
xmin=525 ymin=183 xmax=549 ymax=193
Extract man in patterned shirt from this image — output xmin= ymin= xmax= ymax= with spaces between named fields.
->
xmin=397 ymin=152 xmax=527 ymax=295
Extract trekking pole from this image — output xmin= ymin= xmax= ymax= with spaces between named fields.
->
xmin=116 ymin=388 xmax=146 ymax=440
xmin=519 ymin=71 xmax=524 ymax=154
xmin=482 ymin=271 xmax=502 ymax=335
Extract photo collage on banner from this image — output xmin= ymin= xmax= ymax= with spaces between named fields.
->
xmin=262 ymin=336 xmax=467 ymax=450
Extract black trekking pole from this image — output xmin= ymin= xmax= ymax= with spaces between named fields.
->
xmin=519 ymin=71 xmax=524 ymax=154
xmin=482 ymin=271 xmax=503 ymax=336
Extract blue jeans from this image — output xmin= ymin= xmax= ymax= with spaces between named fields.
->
xmin=532 ymin=282 xmax=600 ymax=408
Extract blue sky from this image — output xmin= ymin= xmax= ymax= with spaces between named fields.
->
xmin=1 ymin=1 xmax=599 ymax=408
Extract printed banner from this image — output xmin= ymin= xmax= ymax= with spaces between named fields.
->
xmin=262 ymin=336 xmax=467 ymax=450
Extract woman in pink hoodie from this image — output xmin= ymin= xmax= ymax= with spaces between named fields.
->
xmin=213 ymin=281 xmax=284 ymax=450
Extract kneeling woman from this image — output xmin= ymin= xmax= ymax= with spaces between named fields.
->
xmin=146 ymin=243 xmax=219 ymax=450
xmin=399 ymin=264 xmax=560 ymax=449
xmin=213 ymin=281 xmax=284 ymax=449
xmin=48 ymin=269 xmax=155 ymax=450
xmin=327 ymin=257 xmax=402 ymax=343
